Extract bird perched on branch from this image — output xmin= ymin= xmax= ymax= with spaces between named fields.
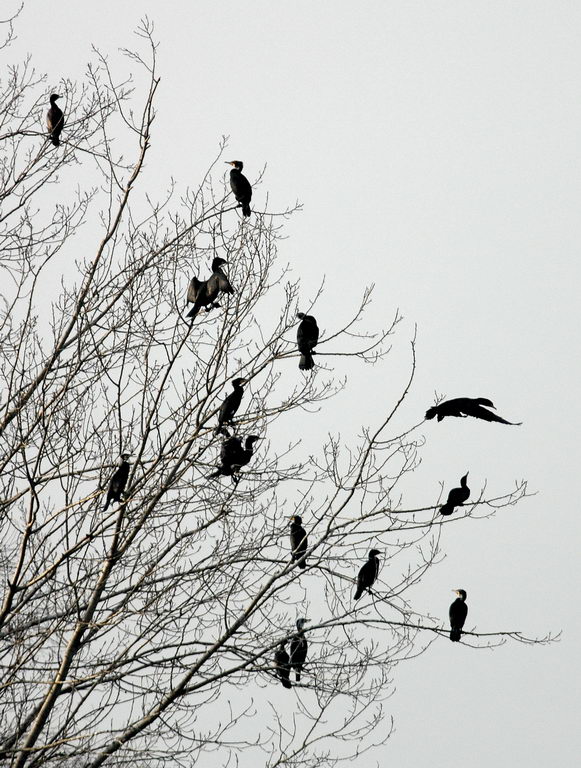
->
xmin=208 ymin=435 xmax=261 ymax=483
xmin=46 ymin=93 xmax=64 ymax=147
xmin=296 ymin=313 xmax=319 ymax=371
xmin=274 ymin=640 xmax=292 ymax=689
xmin=289 ymin=618 xmax=310 ymax=682
xmin=103 ymin=453 xmax=131 ymax=511
xmin=186 ymin=257 xmax=234 ymax=320
xmin=440 ymin=472 xmax=470 ymax=516
xmin=226 ymin=160 xmax=252 ymax=216
xmin=449 ymin=589 xmax=468 ymax=642
xmin=354 ymin=549 xmax=381 ymax=601
xmin=425 ymin=397 xmax=521 ymax=425
xmin=215 ymin=378 xmax=247 ymax=436
xmin=289 ymin=515 xmax=308 ymax=569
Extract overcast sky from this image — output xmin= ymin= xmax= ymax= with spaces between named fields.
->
xmin=10 ymin=1 xmax=580 ymax=765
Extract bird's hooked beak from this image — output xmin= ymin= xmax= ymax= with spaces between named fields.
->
xmin=225 ymin=161 xmax=235 ymax=166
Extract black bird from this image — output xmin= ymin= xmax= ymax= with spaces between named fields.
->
xmin=449 ymin=589 xmax=468 ymax=642
xmin=425 ymin=397 xmax=521 ymax=425
xmin=215 ymin=377 xmax=247 ymax=436
xmin=440 ymin=472 xmax=470 ymax=516
xmin=354 ymin=549 xmax=381 ymax=601
xmin=208 ymin=435 xmax=261 ymax=483
xmin=47 ymin=93 xmax=64 ymax=146
xmin=296 ymin=313 xmax=319 ymax=371
xmin=226 ymin=160 xmax=252 ymax=216
xmin=289 ymin=618 xmax=310 ymax=682
xmin=274 ymin=640 xmax=292 ymax=689
xmin=103 ymin=453 xmax=131 ymax=511
xmin=289 ymin=515 xmax=308 ymax=569
xmin=186 ymin=257 xmax=234 ymax=319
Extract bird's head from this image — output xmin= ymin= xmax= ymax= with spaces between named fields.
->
xmin=296 ymin=312 xmax=306 ymax=320
xmin=246 ymin=435 xmax=262 ymax=448
xmin=425 ymin=406 xmax=438 ymax=420
xmin=120 ymin=453 xmax=132 ymax=462
xmin=232 ymin=377 xmax=247 ymax=387
xmin=369 ymin=549 xmax=381 ymax=558
xmin=226 ymin=160 xmax=244 ymax=170
xmin=296 ymin=618 xmax=310 ymax=630
xmin=289 ymin=514 xmax=302 ymax=525
xmin=453 ymin=589 xmax=467 ymax=601
xmin=461 ymin=472 xmax=469 ymax=484
xmin=49 ymin=93 xmax=61 ymax=103
xmin=211 ymin=257 xmax=228 ymax=270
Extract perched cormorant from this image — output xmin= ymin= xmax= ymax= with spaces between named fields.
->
xmin=47 ymin=93 xmax=64 ymax=147
xmin=289 ymin=618 xmax=310 ymax=682
xmin=425 ymin=397 xmax=521 ymax=425
xmin=449 ymin=589 xmax=468 ymax=642
xmin=354 ymin=549 xmax=381 ymax=601
xmin=289 ymin=515 xmax=308 ymax=569
xmin=440 ymin=472 xmax=470 ymax=516
xmin=186 ymin=257 xmax=234 ymax=319
xmin=208 ymin=435 xmax=261 ymax=483
xmin=215 ymin=378 xmax=247 ymax=436
xmin=274 ymin=640 xmax=292 ymax=689
xmin=226 ymin=160 xmax=252 ymax=216
xmin=296 ymin=313 xmax=319 ymax=371
xmin=103 ymin=453 xmax=131 ymax=511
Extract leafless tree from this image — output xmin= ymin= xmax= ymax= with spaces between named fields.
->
xmin=0 ymin=17 xmax=553 ymax=768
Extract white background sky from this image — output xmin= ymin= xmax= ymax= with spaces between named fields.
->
xmin=9 ymin=1 xmax=580 ymax=765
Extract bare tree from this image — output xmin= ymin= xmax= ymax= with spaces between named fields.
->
xmin=0 ymin=18 xmax=553 ymax=768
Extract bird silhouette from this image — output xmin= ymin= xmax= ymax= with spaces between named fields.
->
xmin=46 ymin=93 xmax=64 ymax=147
xmin=296 ymin=313 xmax=319 ymax=371
xmin=215 ymin=378 xmax=246 ymax=436
xmin=354 ymin=549 xmax=381 ymax=601
xmin=289 ymin=515 xmax=308 ymax=569
xmin=440 ymin=473 xmax=470 ymax=516
xmin=289 ymin=618 xmax=310 ymax=682
xmin=449 ymin=589 xmax=468 ymax=642
xmin=208 ymin=435 xmax=261 ymax=484
xmin=227 ymin=160 xmax=252 ymax=216
xmin=426 ymin=397 xmax=521 ymax=425
xmin=103 ymin=453 xmax=131 ymax=511
xmin=274 ymin=640 xmax=292 ymax=689
xmin=186 ymin=257 xmax=234 ymax=320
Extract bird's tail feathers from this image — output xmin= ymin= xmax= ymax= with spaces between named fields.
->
xmin=450 ymin=629 xmax=461 ymax=642
xmin=50 ymin=136 xmax=60 ymax=147
xmin=425 ymin=406 xmax=438 ymax=420
xmin=299 ymin=353 xmax=314 ymax=371
xmin=354 ymin=587 xmax=363 ymax=601
xmin=242 ymin=203 xmax=251 ymax=217
xmin=439 ymin=504 xmax=453 ymax=516
xmin=282 ymin=679 xmax=292 ymax=689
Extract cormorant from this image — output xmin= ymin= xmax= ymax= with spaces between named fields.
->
xmin=425 ymin=397 xmax=521 ymax=425
xmin=103 ymin=453 xmax=131 ymax=511
xmin=186 ymin=257 xmax=234 ymax=319
xmin=440 ymin=472 xmax=470 ymax=516
xmin=296 ymin=313 xmax=319 ymax=371
xmin=449 ymin=589 xmax=468 ymax=642
xmin=47 ymin=93 xmax=64 ymax=147
xmin=208 ymin=435 xmax=261 ymax=483
xmin=289 ymin=618 xmax=310 ymax=681
xmin=215 ymin=377 xmax=247 ymax=436
xmin=354 ymin=549 xmax=381 ymax=601
xmin=226 ymin=160 xmax=252 ymax=216
xmin=274 ymin=640 xmax=292 ymax=689
xmin=289 ymin=515 xmax=308 ymax=569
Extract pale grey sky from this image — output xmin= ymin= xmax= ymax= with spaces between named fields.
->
xmin=10 ymin=0 xmax=580 ymax=765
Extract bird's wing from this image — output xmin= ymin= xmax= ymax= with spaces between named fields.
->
xmin=468 ymin=404 xmax=520 ymax=424
xmin=187 ymin=277 xmax=202 ymax=303
xmin=216 ymin=273 xmax=234 ymax=294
